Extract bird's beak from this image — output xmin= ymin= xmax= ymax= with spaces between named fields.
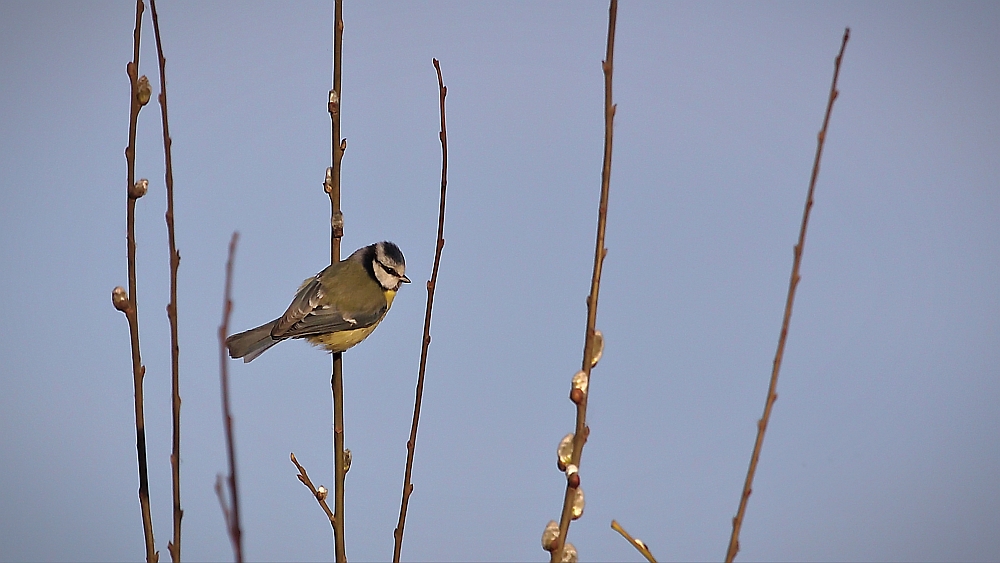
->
xmin=400 ymin=275 xmax=411 ymax=284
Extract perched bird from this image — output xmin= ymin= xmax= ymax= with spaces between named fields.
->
xmin=227 ymin=241 xmax=410 ymax=362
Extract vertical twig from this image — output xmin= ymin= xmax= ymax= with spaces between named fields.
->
xmin=724 ymin=28 xmax=850 ymax=563
xmin=325 ymin=1 xmax=347 ymax=560
xmin=550 ymin=2 xmax=617 ymax=561
xmin=219 ymin=233 xmax=243 ymax=563
xmin=148 ymin=1 xmax=182 ymax=559
xmin=392 ymin=58 xmax=449 ymax=563
xmin=111 ymin=0 xmax=157 ymax=560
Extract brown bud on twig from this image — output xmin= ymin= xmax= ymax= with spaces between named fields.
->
xmin=343 ymin=448 xmax=352 ymax=474
xmin=568 ymin=472 xmax=581 ymax=489
xmin=565 ymin=464 xmax=580 ymax=489
xmin=129 ymin=178 xmax=148 ymax=199
xmin=316 ymin=486 xmax=329 ymax=501
xmin=112 ymin=286 xmax=130 ymax=312
xmin=570 ymin=388 xmax=585 ymax=405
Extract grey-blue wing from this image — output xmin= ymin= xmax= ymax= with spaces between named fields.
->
xmin=278 ymin=305 xmax=386 ymax=339
xmin=271 ymin=275 xmax=324 ymax=337
xmin=271 ymin=275 xmax=386 ymax=339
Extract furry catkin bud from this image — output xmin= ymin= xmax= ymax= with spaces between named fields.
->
xmin=112 ymin=286 xmax=130 ymax=312
xmin=541 ymin=520 xmax=559 ymax=552
xmin=558 ymin=434 xmax=574 ymax=468
xmin=136 ymin=75 xmax=152 ymax=106
xmin=590 ymin=329 xmax=604 ymax=367
xmin=129 ymin=179 xmax=148 ymax=199
xmin=570 ymin=487 xmax=585 ymax=520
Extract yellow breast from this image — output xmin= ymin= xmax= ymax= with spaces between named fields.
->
xmin=306 ymin=289 xmax=397 ymax=353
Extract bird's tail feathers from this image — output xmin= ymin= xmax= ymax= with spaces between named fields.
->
xmin=226 ymin=320 xmax=282 ymax=363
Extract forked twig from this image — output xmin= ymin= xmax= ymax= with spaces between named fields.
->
xmin=215 ymin=475 xmax=232 ymax=534
xmin=724 ymin=28 xmax=850 ymax=562
xmin=219 ymin=233 xmax=243 ymax=563
xmin=611 ymin=520 xmax=658 ymax=563
xmin=112 ymin=0 xmax=157 ymax=560
xmin=392 ymin=58 xmax=449 ymax=563
xmin=290 ymin=453 xmax=337 ymax=529
xmin=148 ymin=1 xmax=183 ymax=558
xmin=549 ymin=2 xmax=617 ymax=562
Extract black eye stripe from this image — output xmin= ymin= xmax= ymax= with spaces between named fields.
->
xmin=377 ymin=260 xmax=401 ymax=277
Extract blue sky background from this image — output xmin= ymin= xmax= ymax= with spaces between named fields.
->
xmin=1 ymin=2 xmax=998 ymax=561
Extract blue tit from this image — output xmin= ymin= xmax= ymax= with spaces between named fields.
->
xmin=226 ymin=241 xmax=410 ymax=362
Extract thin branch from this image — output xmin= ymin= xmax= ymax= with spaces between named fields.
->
xmin=148 ymin=1 xmax=183 ymax=559
xmin=325 ymin=1 xmax=347 ymax=560
xmin=550 ymin=1 xmax=617 ymax=561
xmin=112 ymin=0 xmax=157 ymax=560
xmin=724 ymin=28 xmax=850 ymax=563
xmin=219 ymin=232 xmax=243 ymax=563
xmin=611 ymin=520 xmax=658 ymax=563
xmin=290 ymin=453 xmax=337 ymax=529
xmin=215 ymin=475 xmax=232 ymax=534
xmin=392 ymin=58 xmax=449 ymax=563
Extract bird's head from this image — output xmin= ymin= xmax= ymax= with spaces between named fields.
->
xmin=372 ymin=241 xmax=410 ymax=291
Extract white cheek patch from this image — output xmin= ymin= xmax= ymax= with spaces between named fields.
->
xmin=373 ymin=260 xmax=396 ymax=290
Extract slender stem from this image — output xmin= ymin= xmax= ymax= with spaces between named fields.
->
xmin=290 ymin=453 xmax=337 ymax=529
xmin=118 ymin=1 xmax=156 ymax=560
xmin=331 ymin=354 xmax=346 ymax=563
xmin=327 ymin=1 xmax=347 ymax=560
xmin=611 ymin=520 xmax=658 ymax=563
xmin=550 ymin=2 xmax=617 ymax=562
xmin=219 ymin=232 xmax=243 ymax=563
xmin=214 ymin=475 xmax=232 ymax=535
xmin=724 ymin=28 xmax=850 ymax=563
xmin=148 ymin=1 xmax=182 ymax=559
xmin=392 ymin=58 xmax=449 ymax=563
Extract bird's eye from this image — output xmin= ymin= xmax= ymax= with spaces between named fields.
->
xmin=379 ymin=261 xmax=400 ymax=277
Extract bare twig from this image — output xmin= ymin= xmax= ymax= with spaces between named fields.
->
xmin=148 ymin=1 xmax=183 ymax=559
xmin=215 ymin=475 xmax=232 ymax=533
xmin=219 ymin=232 xmax=243 ymax=563
xmin=611 ymin=520 xmax=658 ymax=563
xmin=550 ymin=2 xmax=617 ymax=562
xmin=325 ymin=1 xmax=347 ymax=561
xmin=112 ymin=0 xmax=157 ymax=560
xmin=392 ymin=58 xmax=449 ymax=563
xmin=290 ymin=453 xmax=337 ymax=529
xmin=724 ymin=28 xmax=850 ymax=563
